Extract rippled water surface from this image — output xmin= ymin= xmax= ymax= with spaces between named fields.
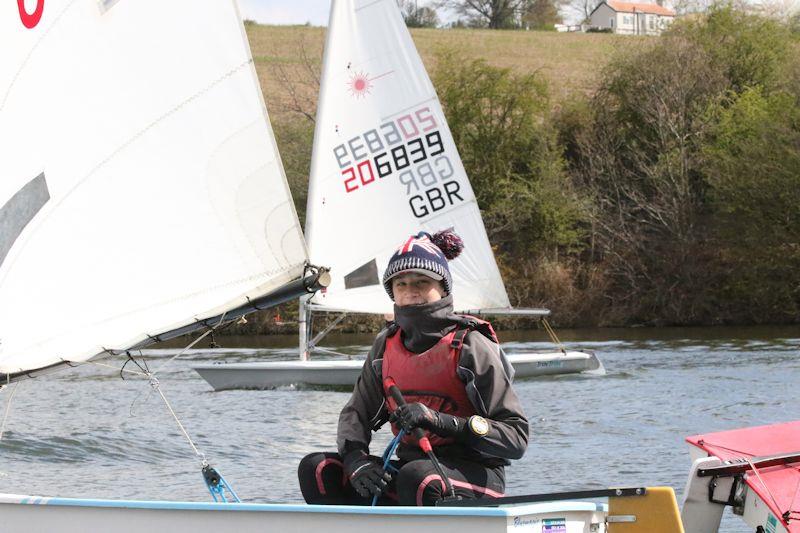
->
xmin=1 ymin=326 xmax=797 ymax=531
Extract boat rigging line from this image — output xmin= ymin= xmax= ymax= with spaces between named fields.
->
xmin=87 ymin=319 xmax=242 ymax=502
xmin=384 ymin=378 xmax=459 ymax=501
xmin=372 ymin=429 xmax=405 ymax=506
xmin=106 ymin=269 xmax=331 ymax=501
xmin=122 ymin=344 xmax=243 ymax=503
xmin=697 ymin=449 xmax=800 ymax=526
xmin=150 ymin=311 xmax=228 ymax=376
xmin=541 ymin=317 xmax=566 ymax=354
xmin=0 ymin=377 xmax=20 ymax=443
xmin=745 ymin=456 xmax=797 ymax=526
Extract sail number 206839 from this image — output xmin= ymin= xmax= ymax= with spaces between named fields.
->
xmin=333 ymin=106 xmax=465 ymax=218
xmin=339 ymin=130 xmax=444 ymax=193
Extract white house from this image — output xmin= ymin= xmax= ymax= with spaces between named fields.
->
xmin=589 ymin=1 xmax=676 ymax=35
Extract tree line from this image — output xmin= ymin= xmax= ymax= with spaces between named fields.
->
xmin=400 ymin=0 xmax=800 ymax=31
xmin=399 ymin=0 xmax=565 ymax=30
xmin=239 ymin=6 xmax=799 ymax=335
xmin=434 ymin=6 xmax=800 ymax=326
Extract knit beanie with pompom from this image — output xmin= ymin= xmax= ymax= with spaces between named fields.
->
xmin=382 ymin=229 xmax=464 ymax=300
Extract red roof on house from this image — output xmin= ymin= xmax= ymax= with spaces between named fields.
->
xmin=606 ymin=1 xmax=676 ymax=16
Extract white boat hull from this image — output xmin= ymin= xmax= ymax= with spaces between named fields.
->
xmin=191 ymin=351 xmax=603 ymax=390
xmin=0 ymin=494 xmax=607 ymax=533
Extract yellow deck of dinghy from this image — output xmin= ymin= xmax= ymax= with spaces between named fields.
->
xmin=608 ymin=487 xmax=685 ymax=533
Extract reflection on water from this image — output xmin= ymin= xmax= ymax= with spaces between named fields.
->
xmin=1 ymin=326 xmax=798 ymax=531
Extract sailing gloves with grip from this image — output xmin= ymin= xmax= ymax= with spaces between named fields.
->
xmin=343 ymin=451 xmax=392 ymax=499
xmin=392 ymin=402 xmax=467 ymax=440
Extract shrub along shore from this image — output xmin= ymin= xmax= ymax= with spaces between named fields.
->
xmin=232 ymin=7 xmax=800 ymax=334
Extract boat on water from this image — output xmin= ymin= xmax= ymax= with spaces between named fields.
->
xmin=1 ymin=1 xmax=795 ymax=531
xmin=1 ymin=419 xmax=798 ymax=532
xmin=190 ymin=0 xmax=602 ymax=391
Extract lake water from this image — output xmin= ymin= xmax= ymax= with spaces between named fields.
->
xmin=0 ymin=326 xmax=797 ymax=532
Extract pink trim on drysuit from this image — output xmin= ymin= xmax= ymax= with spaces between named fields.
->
xmin=314 ymin=458 xmax=344 ymax=495
xmin=416 ymin=474 xmax=505 ymax=506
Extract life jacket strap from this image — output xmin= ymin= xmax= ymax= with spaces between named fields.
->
xmin=450 ymin=326 xmax=471 ymax=351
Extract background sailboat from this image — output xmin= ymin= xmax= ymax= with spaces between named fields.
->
xmin=192 ymin=0 xmax=602 ymax=391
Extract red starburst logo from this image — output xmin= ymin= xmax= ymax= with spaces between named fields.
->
xmin=347 ymin=72 xmax=373 ymax=99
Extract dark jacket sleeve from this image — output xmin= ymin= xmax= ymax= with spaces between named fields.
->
xmin=336 ymin=329 xmax=390 ymax=457
xmin=457 ymin=330 xmax=529 ymax=460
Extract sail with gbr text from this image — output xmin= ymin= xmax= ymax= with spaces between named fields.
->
xmin=305 ymin=0 xmax=510 ymax=315
xmin=0 ymin=0 xmax=308 ymax=375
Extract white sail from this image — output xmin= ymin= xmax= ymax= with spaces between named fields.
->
xmin=0 ymin=0 xmax=307 ymax=374
xmin=305 ymin=0 xmax=510 ymax=315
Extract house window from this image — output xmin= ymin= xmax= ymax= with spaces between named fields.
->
xmin=649 ymin=17 xmax=655 ymax=29
xmin=610 ymin=17 xmax=614 ymax=27
xmin=623 ymin=15 xmax=632 ymax=24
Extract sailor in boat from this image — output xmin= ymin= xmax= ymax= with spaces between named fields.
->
xmin=298 ymin=230 xmax=529 ymax=506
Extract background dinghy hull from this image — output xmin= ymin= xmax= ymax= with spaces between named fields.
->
xmin=191 ymin=350 xmax=603 ymax=390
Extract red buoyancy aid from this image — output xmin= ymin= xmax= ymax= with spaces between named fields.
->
xmin=381 ymin=317 xmax=497 ymax=448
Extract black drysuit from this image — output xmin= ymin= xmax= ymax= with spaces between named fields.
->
xmin=298 ymin=295 xmax=529 ymax=506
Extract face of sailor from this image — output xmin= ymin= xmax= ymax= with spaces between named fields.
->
xmin=392 ymin=272 xmax=445 ymax=307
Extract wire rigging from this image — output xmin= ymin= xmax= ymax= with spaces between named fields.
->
xmin=0 ymin=378 xmax=20 ymax=443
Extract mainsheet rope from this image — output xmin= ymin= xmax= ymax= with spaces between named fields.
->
xmin=151 ymin=311 xmax=227 ymax=376
xmin=129 ymin=311 xmax=230 ymax=464
xmin=0 ymin=315 xmax=240 ymax=501
xmin=82 ymin=313 xmax=241 ymax=499
xmin=541 ymin=317 xmax=566 ymax=354
xmin=744 ymin=456 xmax=797 ymax=525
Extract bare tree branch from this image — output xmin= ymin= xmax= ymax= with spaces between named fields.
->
xmin=268 ymin=34 xmax=322 ymax=123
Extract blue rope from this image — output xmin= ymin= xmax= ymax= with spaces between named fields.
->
xmin=372 ymin=429 xmax=404 ymax=507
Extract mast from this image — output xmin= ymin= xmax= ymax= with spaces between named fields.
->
xmin=303 ymin=0 xmax=338 ymax=252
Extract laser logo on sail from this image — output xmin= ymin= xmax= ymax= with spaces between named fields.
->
xmin=346 ymin=69 xmax=394 ymax=99
xmin=347 ymin=72 xmax=372 ymax=98
xmin=18 ymin=0 xmax=44 ymax=29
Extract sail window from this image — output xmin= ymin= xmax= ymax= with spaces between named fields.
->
xmin=0 ymin=173 xmax=49 ymax=269
xmin=344 ymin=259 xmax=380 ymax=289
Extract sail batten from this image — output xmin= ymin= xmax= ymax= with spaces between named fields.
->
xmin=0 ymin=0 xmax=309 ymax=374
xmin=306 ymin=0 xmax=510 ymax=315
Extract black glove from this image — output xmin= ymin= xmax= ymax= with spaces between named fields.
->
xmin=343 ymin=451 xmax=392 ymax=499
xmin=392 ymin=402 xmax=467 ymax=440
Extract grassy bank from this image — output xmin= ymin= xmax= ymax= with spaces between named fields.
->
xmin=247 ymin=25 xmax=634 ymax=118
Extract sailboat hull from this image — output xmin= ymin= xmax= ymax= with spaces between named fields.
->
xmin=191 ymin=351 xmax=603 ymax=391
xmin=0 ymin=494 xmax=607 ymax=532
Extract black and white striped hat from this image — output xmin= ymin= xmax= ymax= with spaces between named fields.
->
xmin=382 ymin=230 xmax=464 ymax=300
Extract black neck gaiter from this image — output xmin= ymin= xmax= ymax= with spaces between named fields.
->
xmin=393 ymin=295 xmax=459 ymax=353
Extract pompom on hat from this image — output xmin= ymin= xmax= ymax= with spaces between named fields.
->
xmin=382 ymin=229 xmax=464 ymax=300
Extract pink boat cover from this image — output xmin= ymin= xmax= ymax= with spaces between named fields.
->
xmin=687 ymin=421 xmax=800 ymax=532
